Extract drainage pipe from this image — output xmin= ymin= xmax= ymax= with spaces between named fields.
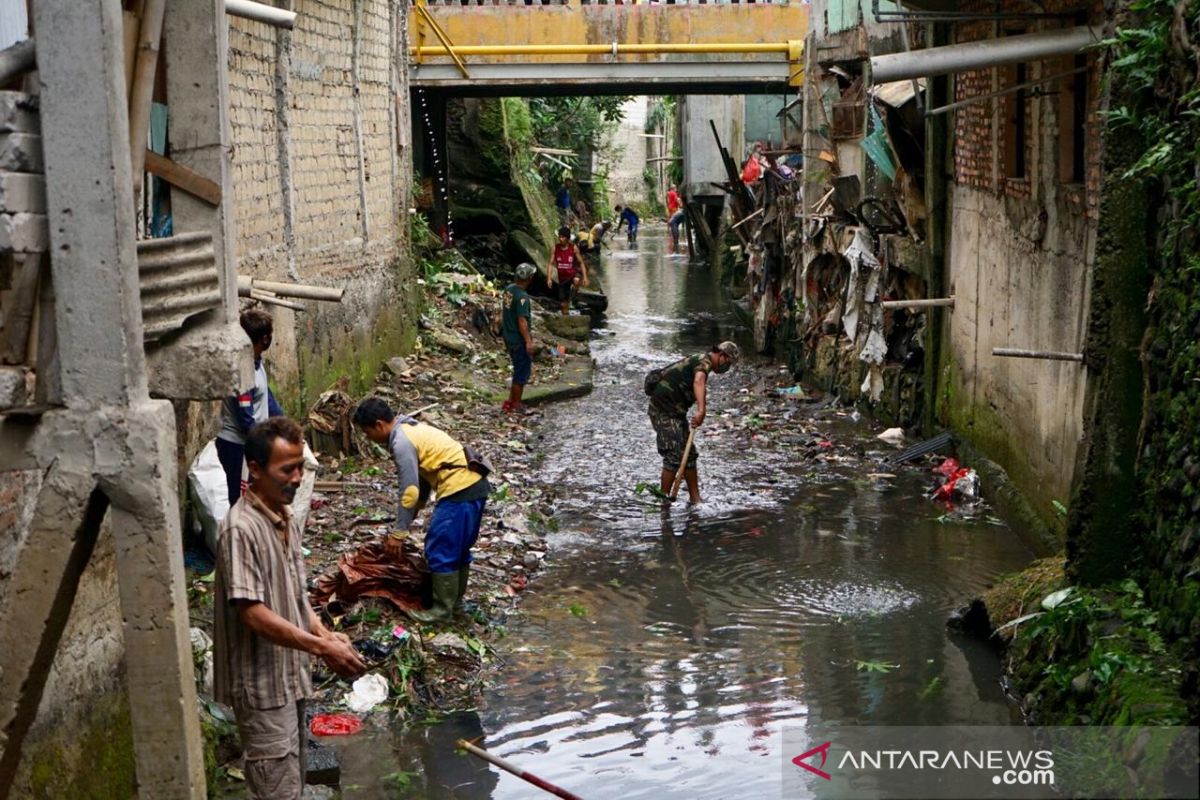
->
xmin=871 ymin=25 xmax=1099 ymax=83
xmin=226 ymin=0 xmax=296 ymax=29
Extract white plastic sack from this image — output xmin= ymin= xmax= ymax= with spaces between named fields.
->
xmin=189 ymin=440 xmax=231 ymax=555
xmin=345 ymin=673 xmax=389 ymax=714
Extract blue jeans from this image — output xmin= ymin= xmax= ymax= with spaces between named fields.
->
xmin=508 ymin=342 xmax=532 ymax=386
xmin=425 ymin=497 xmax=487 ymax=573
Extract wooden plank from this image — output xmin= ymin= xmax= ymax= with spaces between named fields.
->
xmin=143 ymin=150 xmax=221 ymax=205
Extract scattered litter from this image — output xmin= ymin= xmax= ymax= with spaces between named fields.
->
xmin=345 ymin=673 xmax=389 ymax=713
xmin=932 ymin=464 xmax=980 ymax=502
xmin=392 ymin=625 xmax=410 ymax=641
xmin=876 ymin=427 xmax=905 ymax=446
xmin=430 ymin=632 xmax=472 ymax=654
xmin=310 ymin=713 xmax=364 ymax=737
xmin=888 ymin=431 xmax=954 ymax=466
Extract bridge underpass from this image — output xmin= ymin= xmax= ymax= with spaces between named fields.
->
xmin=408 ymin=1 xmax=809 ymax=255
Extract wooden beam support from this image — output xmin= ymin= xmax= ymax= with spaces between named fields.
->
xmin=144 ymin=150 xmax=222 ymax=206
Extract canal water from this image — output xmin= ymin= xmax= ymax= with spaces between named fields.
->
xmin=344 ymin=228 xmax=1035 ymax=799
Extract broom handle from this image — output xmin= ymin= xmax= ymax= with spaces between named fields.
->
xmin=669 ymin=427 xmax=696 ymax=500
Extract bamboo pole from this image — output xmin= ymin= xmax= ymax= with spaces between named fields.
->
xmin=992 ymin=347 xmax=1084 ymax=362
xmin=456 ymin=739 xmax=584 ymax=800
xmin=669 ymin=428 xmax=695 ymax=501
xmin=237 ymin=275 xmax=345 ymax=302
xmin=249 ymin=289 xmax=306 ymax=312
xmin=128 ymin=0 xmax=166 ymax=201
xmin=730 ymin=207 xmax=764 ymax=231
xmin=881 ymin=297 xmax=955 ymax=310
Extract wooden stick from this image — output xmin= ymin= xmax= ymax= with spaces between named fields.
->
xmin=456 ymin=739 xmax=585 ymax=800
xmin=730 ymin=207 xmax=765 ymax=231
xmin=3 ymin=253 xmax=41 ymax=365
xmin=881 ymin=296 xmax=955 ymax=310
xmin=144 ymin=150 xmax=222 ymax=205
xmin=128 ymin=0 xmax=166 ymax=199
xmin=992 ymin=348 xmax=1084 ymax=363
xmin=669 ymin=428 xmax=696 ymax=501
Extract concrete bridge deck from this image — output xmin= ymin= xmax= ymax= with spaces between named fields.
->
xmin=410 ymin=0 xmax=809 ymax=95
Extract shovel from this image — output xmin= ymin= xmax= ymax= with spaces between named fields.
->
xmin=668 ymin=428 xmax=696 ymax=501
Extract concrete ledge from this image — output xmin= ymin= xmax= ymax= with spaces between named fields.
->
xmin=145 ymin=319 xmax=252 ymax=401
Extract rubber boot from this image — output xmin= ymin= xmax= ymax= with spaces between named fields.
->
xmin=410 ymin=570 xmax=459 ymax=624
xmin=455 ymin=563 xmax=471 ymax=611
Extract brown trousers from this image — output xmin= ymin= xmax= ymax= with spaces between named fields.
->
xmin=234 ymin=699 xmax=307 ymax=800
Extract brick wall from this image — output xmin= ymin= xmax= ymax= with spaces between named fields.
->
xmin=224 ymin=0 xmax=414 ymax=411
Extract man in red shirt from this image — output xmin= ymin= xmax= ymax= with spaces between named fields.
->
xmin=547 ymin=225 xmax=588 ymax=315
xmin=666 ymin=185 xmax=686 ymax=251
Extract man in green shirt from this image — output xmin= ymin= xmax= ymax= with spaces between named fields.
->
xmin=646 ymin=341 xmax=740 ymax=503
xmin=501 ymin=263 xmax=537 ymax=412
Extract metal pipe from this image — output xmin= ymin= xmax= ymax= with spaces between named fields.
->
xmin=871 ymin=0 xmax=1075 ymax=23
xmin=882 ymin=297 xmax=955 ymax=310
xmin=992 ymin=347 xmax=1084 ymax=362
xmin=924 ymin=65 xmax=1086 ymax=117
xmin=870 ymin=26 xmax=1099 ymax=83
xmin=225 ymin=0 xmax=296 ymax=29
xmin=413 ymin=42 xmax=794 ymax=57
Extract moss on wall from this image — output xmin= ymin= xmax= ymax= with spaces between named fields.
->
xmin=17 ymin=692 xmax=137 ymax=799
xmin=295 ymin=272 xmax=420 ymax=413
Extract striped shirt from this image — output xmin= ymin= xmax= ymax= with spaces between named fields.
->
xmin=213 ymin=491 xmax=313 ymax=710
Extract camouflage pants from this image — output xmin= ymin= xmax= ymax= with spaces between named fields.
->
xmin=649 ymin=405 xmax=698 ymax=471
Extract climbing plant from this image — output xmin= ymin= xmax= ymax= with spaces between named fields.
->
xmin=1105 ymin=0 xmax=1200 ymax=719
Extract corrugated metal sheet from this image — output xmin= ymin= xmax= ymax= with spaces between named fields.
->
xmin=138 ymin=232 xmax=221 ymax=341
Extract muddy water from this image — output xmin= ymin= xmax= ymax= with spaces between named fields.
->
xmin=345 ymin=229 xmax=1035 ymax=799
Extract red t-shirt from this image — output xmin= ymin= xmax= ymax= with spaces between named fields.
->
xmin=667 ymin=189 xmax=680 ymax=215
xmin=553 ymin=243 xmax=578 ymax=281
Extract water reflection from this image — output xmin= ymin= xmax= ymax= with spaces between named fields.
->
xmin=375 ymin=229 xmax=1033 ymax=799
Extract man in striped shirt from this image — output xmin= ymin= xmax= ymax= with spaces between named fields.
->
xmin=214 ymin=417 xmax=364 ymax=799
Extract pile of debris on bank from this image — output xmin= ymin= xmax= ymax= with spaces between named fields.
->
xmin=716 ymin=76 xmax=934 ymax=422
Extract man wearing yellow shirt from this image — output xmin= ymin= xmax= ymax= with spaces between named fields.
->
xmin=352 ymin=398 xmax=490 ymax=623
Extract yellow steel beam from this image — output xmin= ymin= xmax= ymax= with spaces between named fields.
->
xmin=413 ymin=42 xmax=794 ymax=57
xmin=413 ymin=2 xmax=470 ymax=79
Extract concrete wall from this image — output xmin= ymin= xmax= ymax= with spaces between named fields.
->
xmin=939 ymin=18 xmax=1103 ymax=529
xmin=226 ymin=0 xmax=415 ymax=413
xmin=606 ymin=97 xmax=650 ymax=208
xmin=681 ymin=94 xmax=743 ymax=197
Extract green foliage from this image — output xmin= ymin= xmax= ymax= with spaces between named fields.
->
xmin=854 ymin=660 xmax=899 ymax=673
xmin=1106 ymin=0 xmax=1200 ymax=722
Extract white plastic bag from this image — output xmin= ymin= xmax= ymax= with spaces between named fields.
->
xmin=188 ymin=440 xmax=232 ymax=555
xmin=345 ymin=673 xmax=389 ymax=713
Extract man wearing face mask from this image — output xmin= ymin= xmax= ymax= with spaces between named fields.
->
xmin=646 ymin=341 xmax=740 ymax=504
xmin=214 ymin=417 xmax=365 ymax=799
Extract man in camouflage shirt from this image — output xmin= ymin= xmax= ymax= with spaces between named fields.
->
xmin=647 ymin=341 xmax=740 ymax=503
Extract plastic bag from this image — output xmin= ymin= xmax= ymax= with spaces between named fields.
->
xmin=188 ymin=440 xmax=232 ymax=555
xmin=345 ymin=673 xmax=389 ymax=714
xmin=310 ymin=713 xmax=363 ymax=737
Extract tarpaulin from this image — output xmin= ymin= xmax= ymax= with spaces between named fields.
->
xmin=860 ymin=105 xmax=898 ymax=182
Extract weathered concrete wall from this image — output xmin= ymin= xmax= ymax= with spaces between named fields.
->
xmin=941 ymin=186 xmax=1091 ymax=523
xmin=606 ymin=97 xmax=650 ymax=208
xmin=1 ymin=472 xmax=135 ymax=797
xmin=681 ymin=94 xmax=743 ymax=198
xmin=226 ymin=0 xmax=415 ymax=413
